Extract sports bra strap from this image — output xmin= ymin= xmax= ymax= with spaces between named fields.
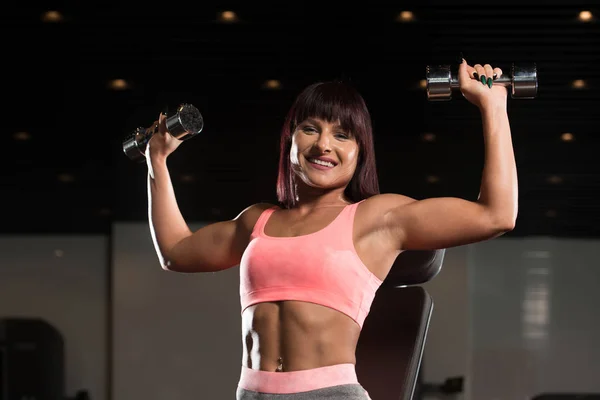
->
xmin=251 ymin=206 xmax=278 ymax=237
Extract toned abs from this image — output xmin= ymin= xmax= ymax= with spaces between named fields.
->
xmin=242 ymin=301 xmax=361 ymax=372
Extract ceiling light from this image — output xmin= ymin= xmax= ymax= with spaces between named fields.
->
xmin=219 ymin=11 xmax=238 ymax=23
xmin=13 ymin=131 xmax=31 ymax=141
xmin=41 ymin=10 xmax=63 ymax=23
xmin=571 ymin=79 xmax=586 ymax=89
xmin=546 ymin=175 xmax=563 ymax=184
xmin=180 ymin=174 xmax=195 ymax=183
xmin=396 ymin=11 xmax=415 ymax=22
xmin=108 ymin=79 xmax=130 ymax=90
xmin=578 ymin=10 xmax=593 ymax=22
xmin=422 ymin=132 xmax=436 ymax=142
xmin=263 ymin=80 xmax=282 ymax=90
xmin=560 ymin=132 xmax=574 ymax=142
xmin=57 ymin=173 xmax=75 ymax=183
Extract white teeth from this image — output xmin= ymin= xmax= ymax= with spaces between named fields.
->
xmin=309 ymin=158 xmax=334 ymax=167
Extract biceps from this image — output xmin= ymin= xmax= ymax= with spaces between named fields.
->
xmin=388 ymin=198 xmax=504 ymax=251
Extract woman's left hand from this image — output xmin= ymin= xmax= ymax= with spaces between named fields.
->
xmin=458 ymin=59 xmax=508 ymax=110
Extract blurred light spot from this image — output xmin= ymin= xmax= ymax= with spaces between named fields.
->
xmin=426 ymin=175 xmax=439 ymax=183
xmin=547 ymin=175 xmax=562 ymax=184
xmin=54 ymin=249 xmax=64 ymax=257
xmin=14 ymin=131 xmax=31 ymax=141
xmin=528 ymin=267 xmax=550 ymax=275
xmin=57 ymin=173 xmax=75 ymax=183
xmin=571 ymin=79 xmax=586 ymax=89
xmin=263 ymin=80 xmax=282 ymax=90
xmin=521 ymin=283 xmax=550 ymax=341
xmin=524 ymin=251 xmax=551 ymax=259
xmin=180 ymin=174 xmax=195 ymax=183
xmin=219 ymin=11 xmax=238 ymax=22
xmin=560 ymin=132 xmax=574 ymax=142
xmin=108 ymin=79 xmax=130 ymax=90
xmin=578 ymin=10 xmax=593 ymax=22
xmin=422 ymin=132 xmax=436 ymax=142
xmin=396 ymin=11 xmax=415 ymax=22
xmin=41 ymin=10 xmax=63 ymax=23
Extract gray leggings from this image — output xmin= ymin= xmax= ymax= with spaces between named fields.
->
xmin=236 ymin=384 xmax=371 ymax=399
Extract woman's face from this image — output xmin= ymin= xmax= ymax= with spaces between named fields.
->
xmin=290 ymin=117 xmax=359 ymax=191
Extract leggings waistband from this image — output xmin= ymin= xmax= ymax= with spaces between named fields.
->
xmin=238 ymin=363 xmax=359 ymax=394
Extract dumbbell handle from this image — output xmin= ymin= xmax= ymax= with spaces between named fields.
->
xmin=448 ymin=75 xmax=512 ymax=88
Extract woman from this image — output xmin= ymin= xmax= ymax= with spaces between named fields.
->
xmin=144 ymin=57 xmax=517 ymax=399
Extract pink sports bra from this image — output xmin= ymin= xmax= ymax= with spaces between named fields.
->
xmin=239 ymin=202 xmax=383 ymax=329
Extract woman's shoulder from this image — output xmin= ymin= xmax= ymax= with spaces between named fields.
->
xmin=234 ymin=202 xmax=280 ymax=231
xmin=358 ymin=193 xmax=417 ymax=212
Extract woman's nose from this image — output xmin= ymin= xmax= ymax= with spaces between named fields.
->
xmin=314 ymin=134 xmax=332 ymax=152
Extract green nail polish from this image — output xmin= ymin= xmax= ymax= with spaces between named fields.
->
xmin=487 ymin=77 xmax=493 ymax=88
xmin=481 ymin=75 xmax=487 ymax=85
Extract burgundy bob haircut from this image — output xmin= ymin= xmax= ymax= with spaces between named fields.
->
xmin=276 ymin=81 xmax=380 ymax=208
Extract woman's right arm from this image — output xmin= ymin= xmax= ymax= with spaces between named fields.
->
xmin=146 ymin=113 xmax=268 ymax=273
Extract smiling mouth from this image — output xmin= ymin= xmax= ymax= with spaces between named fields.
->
xmin=307 ymin=157 xmax=336 ymax=168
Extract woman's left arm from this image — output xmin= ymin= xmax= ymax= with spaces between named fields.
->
xmin=375 ymin=60 xmax=518 ymax=250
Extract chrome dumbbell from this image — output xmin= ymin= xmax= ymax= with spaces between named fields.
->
xmin=122 ymin=103 xmax=204 ymax=162
xmin=426 ymin=63 xmax=538 ymax=101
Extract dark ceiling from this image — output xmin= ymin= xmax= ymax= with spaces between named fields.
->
xmin=2 ymin=2 xmax=599 ymax=238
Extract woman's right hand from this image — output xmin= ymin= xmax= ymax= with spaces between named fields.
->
xmin=145 ymin=113 xmax=183 ymax=161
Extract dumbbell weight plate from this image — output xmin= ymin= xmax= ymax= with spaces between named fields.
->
xmin=122 ymin=126 xmax=152 ymax=163
xmin=166 ymin=103 xmax=204 ymax=140
xmin=511 ymin=63 xmax=538 ymax=99
xmin=426 ymin=65 xmax=453 ymax=101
